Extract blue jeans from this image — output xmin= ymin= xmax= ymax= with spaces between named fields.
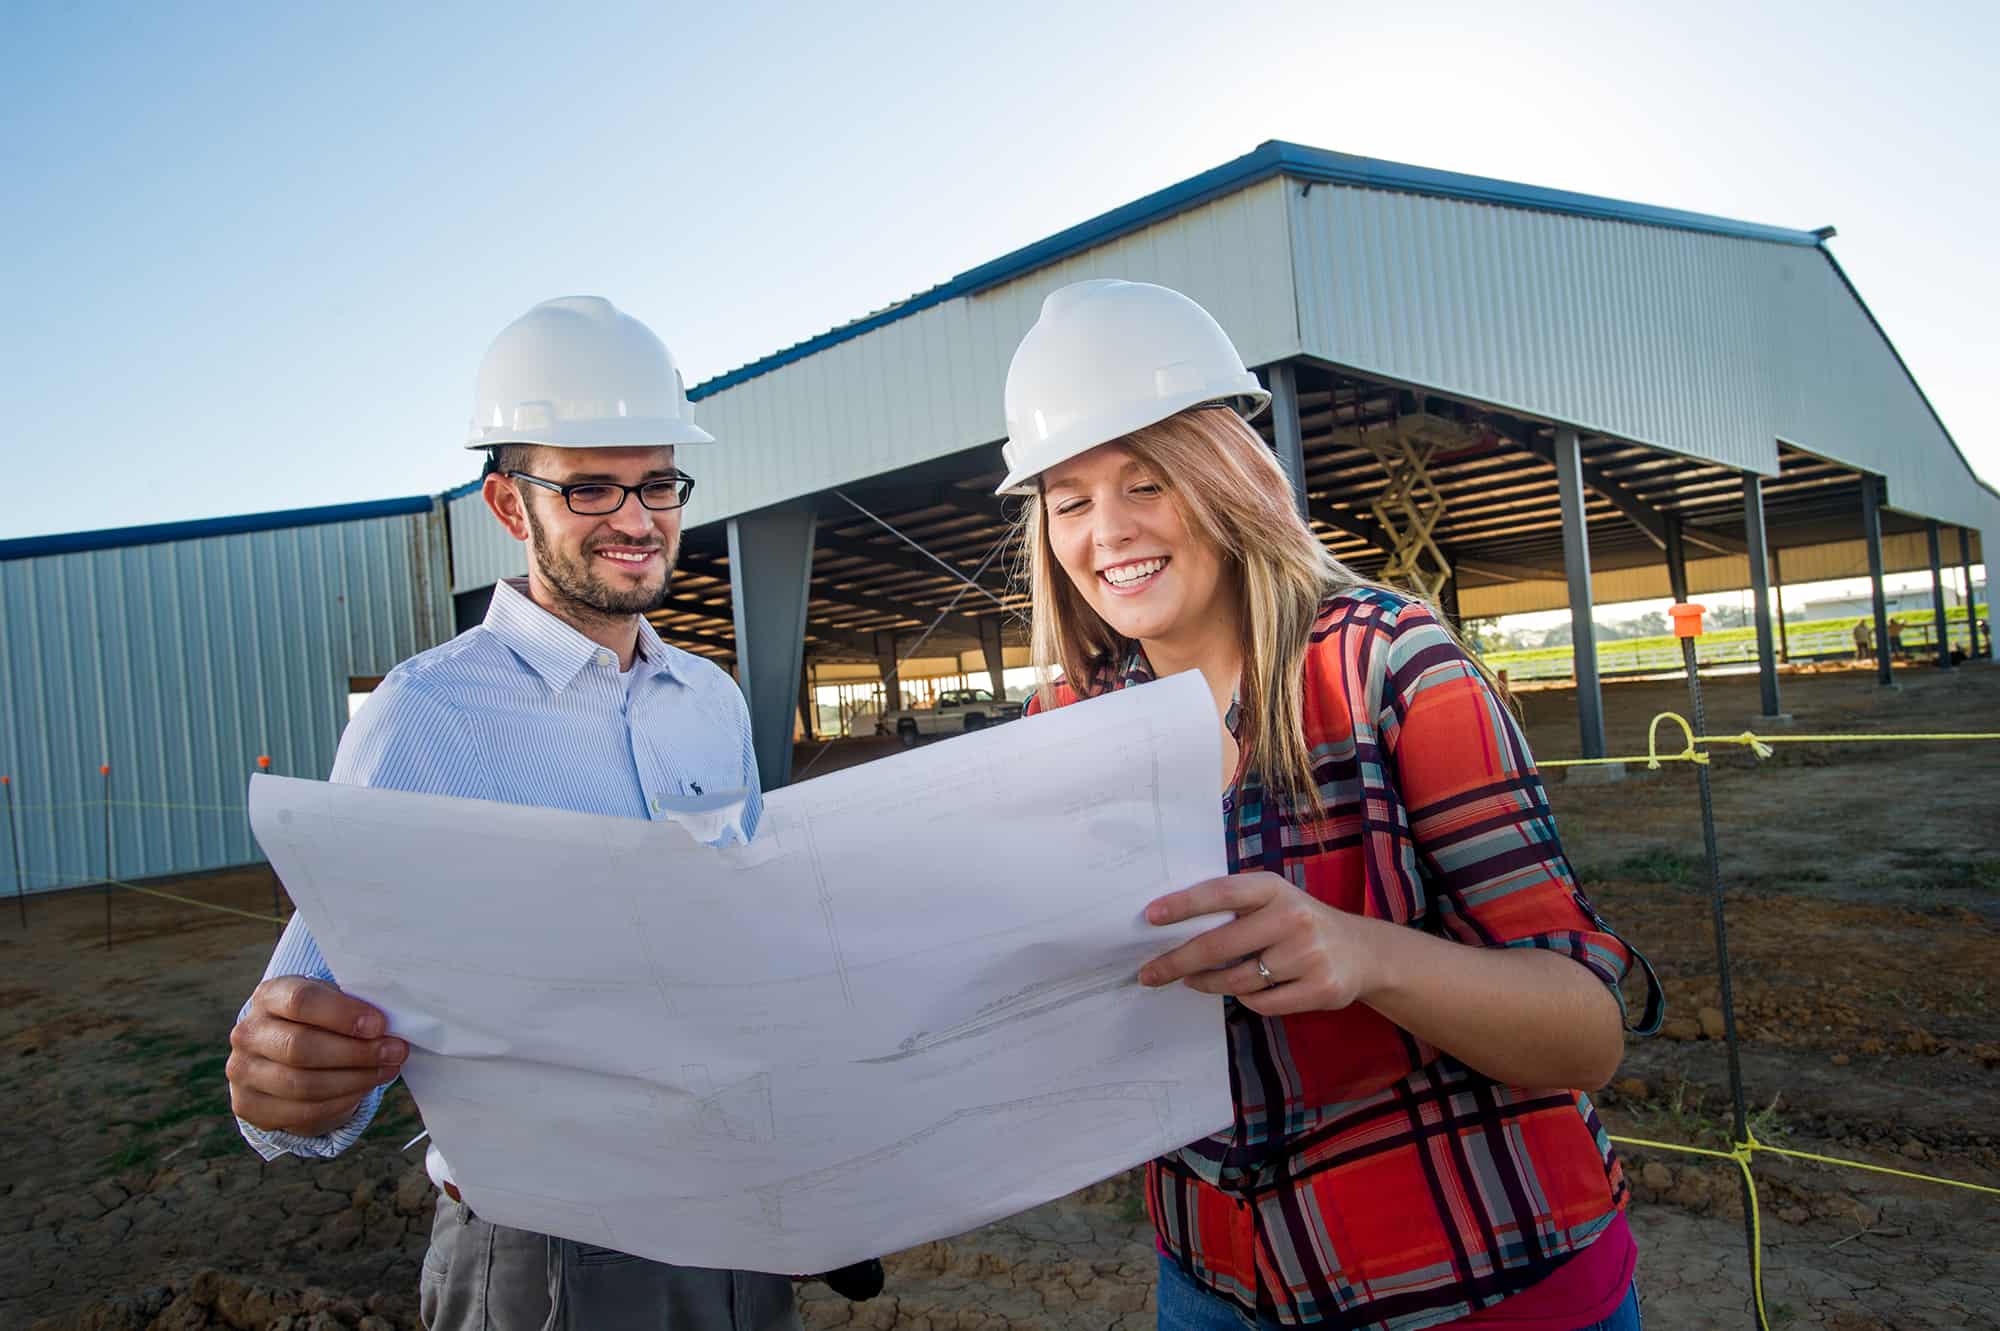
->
xmin=1156 ymin=1257 xmax=1642 ymax=1331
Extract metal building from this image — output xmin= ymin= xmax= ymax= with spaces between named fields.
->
xmin=6 ymin=139 xmax=1994 ymax=900
xmin=435 ymin=139 xmax=1986 ymax=781
xmin=0 ymin=499 xmax=452 ymax=895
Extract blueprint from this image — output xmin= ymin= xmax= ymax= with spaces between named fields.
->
xmin=248 ymin=669 xmax=1233 ymax=1273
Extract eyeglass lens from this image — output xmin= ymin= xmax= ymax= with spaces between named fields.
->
xmin=566 ymin=478 xmax=691 ymax=514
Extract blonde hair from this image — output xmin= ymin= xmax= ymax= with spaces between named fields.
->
xmin=1020 ymin=407 xmax=1451 ymax=813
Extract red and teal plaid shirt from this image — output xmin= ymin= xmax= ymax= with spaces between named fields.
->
xmin=1028 ymin=588 xmax=1663 ymax=1329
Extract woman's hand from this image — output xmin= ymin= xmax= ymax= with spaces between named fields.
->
xmin=1138 ymin=871 xmax=1387 ymax=1017
xmin=1140 ymin=871 xmax=1629 ymax=1089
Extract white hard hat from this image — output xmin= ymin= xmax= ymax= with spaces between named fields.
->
xmin=464 ymin=295 xmax=714 ymax=450
xmin=994 ymin=279 xmax=1270 ymax=494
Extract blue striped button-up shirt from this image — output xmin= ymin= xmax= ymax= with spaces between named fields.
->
xmin=237 ymin=577 xmax=762 ymax=1177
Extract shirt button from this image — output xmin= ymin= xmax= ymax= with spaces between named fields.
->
xmin=650 ymin=797 xmax=662 ymax=813
xmin=597 ymin=652 xmax=614 ymax=667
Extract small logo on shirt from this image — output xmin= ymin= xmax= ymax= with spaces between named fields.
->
xmin=689 ymin=782 xmax=703 ymax=796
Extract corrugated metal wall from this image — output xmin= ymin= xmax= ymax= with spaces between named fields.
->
xmin=1286 ymin=182 xmax=1996 ymax=534
xmin=447 ymin=487 xmax=526 ymax=593
xmin=1458 ymin=528 xmax=1985 ymax=620
xmin=1775 ymin=259 xmax=1993 ymax=533
xmin=1290 ymin=184 xmax=1782 ymax=478
xmin=0 ymin=509 xmax=453 ymax=894
xmin=686 ymin=177 xmax=1298 ymax=528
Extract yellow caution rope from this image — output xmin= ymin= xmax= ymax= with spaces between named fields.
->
xmin=1540 ymin=714 xmax=2000 ymax=769
xmin=10 ymin=865 xmax=285 ymax=926
xmin=1609 ymin=1127 xmax=2000 ymax=1331
xmin=107 ymin=878 xmax=286 ymax=925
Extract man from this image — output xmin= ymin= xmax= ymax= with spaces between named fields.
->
xmin=1852 ymin=618 xmax=1871 ymax=660
xmin=227 ymin=296 xmax=800 ymax=1329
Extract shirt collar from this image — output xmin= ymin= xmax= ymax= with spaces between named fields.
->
xmin=485 ymin=578 xmax=682 ymax=692
xmin=1109 ymin=644 xmax=1241 ymax=737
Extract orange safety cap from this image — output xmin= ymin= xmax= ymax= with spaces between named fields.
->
xmin=1669 ymin=603 xmax=1707 ymax=639
xmin=257 ymin=755 xmax=271 ymax=769
xmin=100 ymin=764 xmax=111 ymax=775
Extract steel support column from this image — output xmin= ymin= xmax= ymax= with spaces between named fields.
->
xmin=1555 ymin=427 xmax=1607 ymax=759
xmin=978 ymin=615 xmax=1007 ymax=702
xmin=1772 ymin=547 xmax=1790 ymax=662
xmin=1265 ymin=361 xmax=1309 ymax=521
xmin=728 ymin=500 xmax=816 ymax=790
xmin=1437 ymin=570 xmax=1461 ymax=629
xmin=797 ymin=664 xmax=817 ymax=741
xmin=1926 ymin=521 xmax=1953 ymax=668
xmin=1860 ymin=476 xmax=1893 ymax=687
xmin=1962 ymin=527 xmax=1984 ymax=660
xmin=1664 ymin=515 xmax=1690 ymax=605
xmin=873 ymin=632 xmax=902 ymax=714
xmin=1742 ymin=474 xmax=1783 ymax=716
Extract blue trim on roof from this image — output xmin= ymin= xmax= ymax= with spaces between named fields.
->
xmin=688 ymin=284 xmax=966 ymax=401
xmin=442 ymin=476 xmax=484 ymax=501
xmin=1263 ymin=142 xmax=1823 ymax=250
xmin=0 ymin=495 xmax=437 ymax=563
xmin=688 ymin=139 xmax=1824 ymax=402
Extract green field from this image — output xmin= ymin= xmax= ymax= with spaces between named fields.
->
xmin=1480 ymin=603 xmax=1988 ymax=681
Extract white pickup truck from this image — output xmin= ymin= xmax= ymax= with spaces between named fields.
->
xmin=877 ymin=687 xmax=1023 ymax=743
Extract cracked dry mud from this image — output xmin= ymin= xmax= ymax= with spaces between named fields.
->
xmin=3 ymin=666 xmax=1995 ymax=1330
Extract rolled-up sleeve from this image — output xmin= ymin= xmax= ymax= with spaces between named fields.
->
xmin=1374 ymin=601 xmax=1663 ymax=1034
xmin=235 ymin=919 xmax=388 ymax=1160
xmin=730 ymin=680 xmax=764 ymax=841
xmin=235 ymin=673 xmax=492 ymax=1159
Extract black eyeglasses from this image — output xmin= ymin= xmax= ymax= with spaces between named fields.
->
xmin=507 ymin=471 xmax=695 ymax=515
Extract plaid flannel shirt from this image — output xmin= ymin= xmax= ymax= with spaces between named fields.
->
xmin=1028 ymin=588 xmax=1662 ymax=1329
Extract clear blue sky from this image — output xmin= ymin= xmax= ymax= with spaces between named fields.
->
xmin=6 ymin=0 xmax=1996 ymax=541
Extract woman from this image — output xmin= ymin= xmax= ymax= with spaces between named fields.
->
xmin=1000 ymin=280 xmax=1663 ymax=1331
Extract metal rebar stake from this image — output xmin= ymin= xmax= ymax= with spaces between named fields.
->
xmin=1681 ymin=635 xmax=1762 ymax=1328
xmin=5 ymin=778 xmax=23 ymax=928
xmin=258 ymin=756 xmax=282 ymax=934
xmin=102 ymin=765 xmax=113 ymax=949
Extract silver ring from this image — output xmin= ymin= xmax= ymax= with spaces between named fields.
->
xmin=1254 ymin=955 xmax=1274 ymax=986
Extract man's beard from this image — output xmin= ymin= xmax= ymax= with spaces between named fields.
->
xmin=523 ymin=504 xmax=677 ymax=621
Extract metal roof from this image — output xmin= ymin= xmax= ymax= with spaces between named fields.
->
xmin=663 ymin=139 xmax=1995 ymax=543
xmin=0 ymin=495 xmax=437 ymax=563
xmin=1284 ymin=177 xmax=1998 ymax=529
xmin=433 ymin=138 xmax=1997 ymax=667
xmin=684 ymin=173 xmax=1300 ymax=530
xmin=688 ymin=140 xmax=1827 ymax=402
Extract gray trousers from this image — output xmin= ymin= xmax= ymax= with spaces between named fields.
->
xmin=420 ymin=1196 xmax=800 ymax=1331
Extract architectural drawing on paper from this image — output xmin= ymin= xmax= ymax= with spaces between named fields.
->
xmin=797 ymin=813 xmax=857 ymax=1009
xmin=859 ymin=960 xmax=1140 ymax=1064
xmin=746 ymin=1080 xmax=1182 ymax=1235
xmin=246 ymin=671 xmax=1233 ymax=1271
xmin=679 ymin=1065 xmax=778 ymax=1144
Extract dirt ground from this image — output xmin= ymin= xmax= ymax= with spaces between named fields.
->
xmin=3 ymin=660 xmax=1995 ymax=1331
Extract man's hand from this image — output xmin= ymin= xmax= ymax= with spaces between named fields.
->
xmin=228 ymin=976 xmax=406 ymax=1137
